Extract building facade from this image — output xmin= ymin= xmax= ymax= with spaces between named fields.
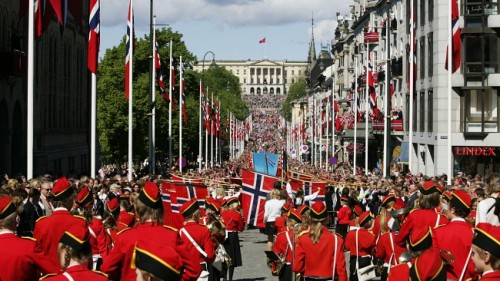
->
xmin=193 ymin=59 xmax=308 ymax=96
xmin=0 ymin=1 xmax=92 ymax=176
xmin=309 ymin=0 xmax=499 ymax=176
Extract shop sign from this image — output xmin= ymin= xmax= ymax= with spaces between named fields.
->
xmin=454 ymin=146 xmax=496 ymax=156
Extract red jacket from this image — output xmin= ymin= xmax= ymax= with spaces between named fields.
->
xmin=337 ymin=205 xmax=352 ymax=225
xmin=100 ymin=222 xmax=201 ymax=281
xmin=221 ymin=209 xmax=244 ymax=232
xmin=292 ymin=226 xmax=348 ymax=281
xmin=387 ymin=262 xmax=411 ymax=281
xmin=40 ymin=264 xmax=108 ymax=281
xmin=33 ymin=208 xmax=87 ymax=269
xmin=0 ymin=233 xmax=59 ymax=280
xmin=180 ymin=221 xmax=216 ymax=264
xmin=274 ymin=215 xmax=287 ymax=234
xmin=395 ymin=208 xmax=449 ymax=247
xmin=89 ymin=217 xmax=110 ymax=258
xmin=480 ymin=271 xmax=500 ymax=280
xmin=273 ymin=228 xmax=293 ymax=263
xmin=375 ymin=232 xmax=406 ymax=265
xmin=432 ymin=219 xmax=475 ymax=281
xmin=344 ymin=228 xmax=376 ymax=257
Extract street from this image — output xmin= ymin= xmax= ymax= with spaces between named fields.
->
xmin=231 ymin=228 xmax=275 ymax=280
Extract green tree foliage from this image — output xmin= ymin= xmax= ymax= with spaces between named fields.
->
xmin=282 ymin=77 xmax=307 ymax=121
xmin=97 ymin=28 xmax=247 ymax=164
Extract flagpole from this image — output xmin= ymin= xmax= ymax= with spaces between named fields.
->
xmin=127 ymin=0 xmax=134 ymax=181
xmin=447 ymin=0 xmax=453 ymax=185
xmin=326 ymin=96 xmax=329 ymax=169
xmin=205 ymin=88 xmax=209 ymax=169
xmin=210 ymin=93 xmax=214 ymax=168
xmin=365 ymin=45 xmax=370 ymax=175
xmin=332 ymin=85 xmax=335 ymax=171
xmin=27 ymin=0 xmax=34 ymax=179
xmin=91 ymin=73 xmax=96 ymax=177
xmin=353 ymin=56 xmax=358 ymax=175
xmin=216 ymin=99 xmax=219 ymax=166
xmin=409 ymin=0 xmax=414 ymax=173
xmin=383 ymin=12 xmax=391 ymax=178
xmin=198 ymin=80 xmax=203 ymax=172
xmin=229 ymin=111 xmax=232 ymax=161
xmin=150 ymin=15 xmax=156 ymax=175
xmin=179 ymin=56 xmax=183 ymax=174
xmin=168 ymin=40 xmax=173 ymax=174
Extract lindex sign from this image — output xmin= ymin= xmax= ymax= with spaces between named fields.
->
xmin=454 ymin=146 xmax=497 ymax=157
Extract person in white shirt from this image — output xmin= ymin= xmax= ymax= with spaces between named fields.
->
xmin=264 ymin=189 xmax=284 ymax=251
xmin=476 ymin=174 xmax=500 ymax=226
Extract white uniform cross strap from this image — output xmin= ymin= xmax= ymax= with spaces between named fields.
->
xmin=63 ymin=272 xmax=75 ymax=281
xmin=88 ymin=226 xmax=97 ymax=239
xmin=285 ymin=231 xmax=293 ymax=252
xmin=332 ymin=233 xmax=338 ymax=281
xmin=180 ymin=227 xmax=208 ymax=258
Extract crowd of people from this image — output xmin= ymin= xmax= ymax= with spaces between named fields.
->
xmin=241 ymin=94 xmax=286 ymax=109
xmin=1 ymin=94 xmax=500 ymax=281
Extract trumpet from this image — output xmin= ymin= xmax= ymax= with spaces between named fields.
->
xmin=206 ymin=213 xmax=226 ymax=238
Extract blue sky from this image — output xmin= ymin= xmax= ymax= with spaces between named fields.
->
xmin=100 ymin=0 xmax=352 ymax=61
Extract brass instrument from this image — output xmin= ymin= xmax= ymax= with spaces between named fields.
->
xmin=206 ymin=213 xmax=226 ymax=238
xmin=267 ymin=253 xmax=286 ymax=276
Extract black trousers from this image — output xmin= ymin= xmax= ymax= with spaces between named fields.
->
xmin=349 ymin=256 xmax=372 ymax=281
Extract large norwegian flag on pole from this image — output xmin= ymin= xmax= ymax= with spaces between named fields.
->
xmin=124 ymin=0 xmax=133 ymax=100
xmin=241 ymin=169 xmax=278 ymax=228
xmin=445 ymin=0 xmax=461 ymax=73
xmin=155 ymin=41 xmax=170 ymax=104
xmin=87 ymin=0 xmax=99 ymax=73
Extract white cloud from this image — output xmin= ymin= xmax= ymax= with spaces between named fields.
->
xmin=101 ymin=0 xmax=352 ymax=29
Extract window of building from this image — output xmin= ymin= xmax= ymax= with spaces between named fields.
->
xmin=270 ymin=68 xmax=274 ymax=75
xmin=463 ymin=88 xmax=499 ymax=133
xmin=277 ymin=69 xmax=281 ymax=75
xmin=405 ymin=93 xmax=410 ymax=132
xmin=427 ymin=90 xmax=433 ymax=132
xmin=464 ymin=33 xmax=498 ymax=74
xmin=420 ymin=0 xmax=425 ymax=26
xmin=419 ymin=36 xmax=425 ymax=79
xmin=291 ymin=70 xmax=295 ymax=75
xmin=277 ymin=78 xmax=280 ymax=84
xmin=264 ymin=68 xmax=268 ymax=75
xmin=413 ymin=93 xmax=418 ymax=132
xmin=428 ymin=0 xmax=434 ymax=22
xmin=420 ymin=92 xmax=425 ymax=132
xmin=257 ymin=68 xmax=261 ymax=75
xmin=250 ymin=68 xmax=255 ymax=75
xmin=428 ymin=33 xmax=433 ymax=78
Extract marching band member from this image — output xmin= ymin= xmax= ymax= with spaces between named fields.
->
xmin=100 ymin=181 xmax=201 ymax=281
xmin=372 ymin=194 xmax=396 ymax=239
xmin=179 ymin=198 xmax=216 ymax=281
xmin=221 ymin=197 xmax=244 ymax=281
xmin=264 ymin=189 xmax=284 ymax=251
xmin=133 ymin=241 xmax=184 ymax=281
xmin=344 ymin=211 xmax=376 ymax=281
xmin=336 ymin=196 xmax=352 ymax=238
xmin=272 ymin=208 xmax=302 ymax=281
xmin=395 ymin=181 xmax=449 ymax=248
xmin=74 ymin=186 xmax=110 ymax=270
xmin=432 ymin=189 xmax=476 ymax=280
xmin=40 ymin=225 xmax=108 ymax=281
xmin=0 ymin=195 xmax=59 ymax=280
xmin=292 ymin=201 xmax=348 ymax=281
xmin=33 ymin=177 xmax=87 ymax=270
xmin=274 ymin=202 xmax=290 ymax=234
xmin=471 ymin=223 xmax=500 ymax=280
xmin=203 ymin=197 xmax=225 ymax=281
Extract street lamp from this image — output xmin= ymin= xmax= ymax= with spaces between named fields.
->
xmin=199 ymin=51 xmax=216 ymax=171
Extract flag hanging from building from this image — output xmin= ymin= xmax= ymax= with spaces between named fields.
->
xmin=259 ymin=37 xmax=266 ymax=44
xmin=124 ymin=0 xmax=133 ymax=100
xmin=87 ymin=0 xmax=100 ymax=73
xmin=445 ymin=0 xmax=461 ymax=73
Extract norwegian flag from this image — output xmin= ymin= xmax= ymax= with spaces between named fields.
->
xmin=205 ymin=97 xmax=212 ymax=133
xmin=289 ymin=178 xmax=326 ymax=203
xmin=215 ymin=101 xmax=221 ymax=134
xmin=201 ymin=86 xmax=210 ymax=132
xmin=364 ymin=31 xmax=379 ymax=43
xmin=445 ymin=0 xmax=461 ymax=73
xmin=170 ymin=174 xmax=204 ymax=184
xmin=124 ymin=0 xmax=133 ymax=100
xmin=241 ymin=169 xmax=278 ymax=228
xmin=154 ymin=41 xmax=170 ymax=104
xmin=34 ymin=0 xmax=55 ymax=37
xmin=161 ymin=181 xmax=208 ymax=212
xmin=87 ymin=0 xmax=99 ymax=74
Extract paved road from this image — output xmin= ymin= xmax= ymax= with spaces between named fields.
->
xmin=231 ymin=228 xmax=275 ymax=281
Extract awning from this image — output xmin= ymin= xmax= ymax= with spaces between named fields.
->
xmin=396 ymin=142 xmax=409 ymax=164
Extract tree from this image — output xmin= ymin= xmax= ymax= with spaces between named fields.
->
xmin=97 ymin=28 xmax=247 ymax=165
xmin=282 ymin=77 xmax=307 ymax=121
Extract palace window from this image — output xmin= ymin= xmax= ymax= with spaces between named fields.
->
xmin=462 ymin=88 xmax=499 ymax=133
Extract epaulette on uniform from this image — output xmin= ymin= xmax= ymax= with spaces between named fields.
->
xmin=163 ymin=225 xmax=178 ymax=232
xmin=35 ymin=216 xmax=48 ymax=223
xmin=92 ymin=270 xmax=108 ymax=277
xmin=20 ymin=236 xmax=36 ymax=242
xmin=74 ymin=215 xmax=87 ymax=221
xmin=117 ymin=227 xmax=131 ymax=235
xmin=39 ymin=273 xmax=57 ymax=280
xmin=298 ymin=230 xmax=309 ymax=237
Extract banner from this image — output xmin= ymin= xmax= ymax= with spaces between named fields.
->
xmin=252 ymin=152 xmax=279 ymax=176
